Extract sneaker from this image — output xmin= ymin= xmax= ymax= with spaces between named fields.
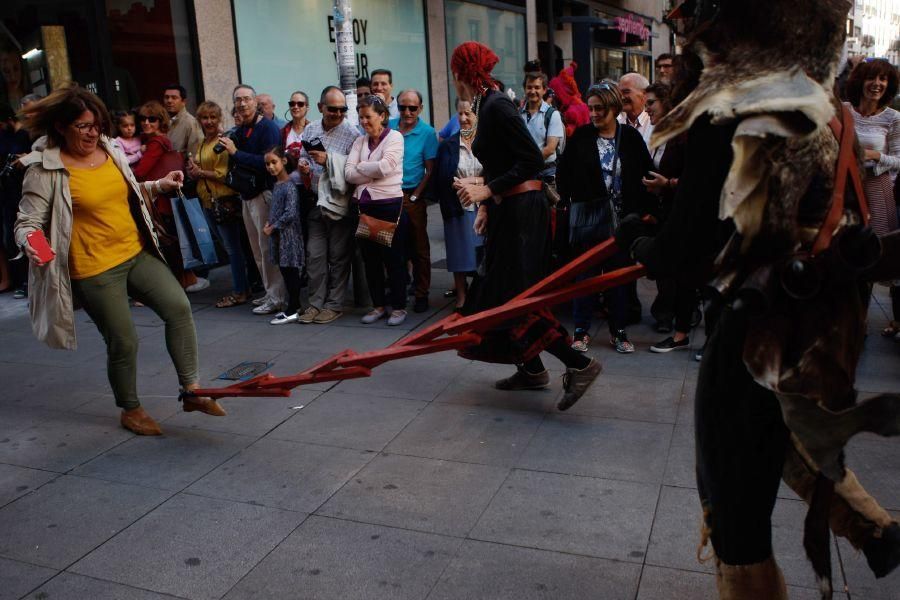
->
xmin=270 ymin=311 xmax=299 ymax=325
xmin=184 ymin=277 xmax=210 ymax=293
xmin=297 ymin=306 xmax=320 ymax=324
xmin=610 ymin=330 xmax=635 ymax=354
xmin=558 ymin=359 xmax=602 ymax=411
xmin=361 ymin=308 xmax=386 ymax=324
xmin=571 ymin=329 xmax=591 ymax=353
xmin=495 ymin=367 xmax=550 ymax=390
xmin=252 ymin=296 xmax=268 ymax=306
xmin=387 ymin=309 xmax=407 ymax=326
xmin=695 ymin=347 xmax=705 ymax=362
xmin=252 ymin=300 xmax=281 ymax=315
xmin=312 ymin=308 xmax=342 ymax=324
xmin=413 ymin=296 xmax=429 ymax=313
xmin=650 ymin=336 xmax=690 ymax=353
xmin=13 ymin=288 xmax=26 ymax=299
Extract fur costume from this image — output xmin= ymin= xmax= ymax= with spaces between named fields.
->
xmin=548 ymin=62 xmax=590 ymax=138
xmin=641 ymin=1 xmax=899 ymax=597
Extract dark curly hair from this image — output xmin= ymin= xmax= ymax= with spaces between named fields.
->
xmin=19 ymin=82 xmax=111 ymax=147
xmin=846 ymin=59 xmax=899 ymax=109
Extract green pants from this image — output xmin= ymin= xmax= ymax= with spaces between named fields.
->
xmin=72 ymin=251 xmax=199 ymax=409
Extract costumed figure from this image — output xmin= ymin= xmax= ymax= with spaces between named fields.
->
xmin=548 ymin=62 xmax=591 ymax=138
xmin=615 ymin=1 xmax=900 ymax=598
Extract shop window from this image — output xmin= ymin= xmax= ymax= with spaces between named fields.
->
xmin=628 ymin=53 xmax=651 ymax=81
xmin=593 ymin=47 xmax=625 ymax=82
xmin=445 ymin=0 xmax=525 ymax=102
xmin=233 ymin=0 xmax=430 ymax=121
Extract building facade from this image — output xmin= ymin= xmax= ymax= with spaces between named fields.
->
xmin=1 ymin=0 xmax=675 ymax=129
xmin=846 ymin=0 xmax=900 ymax=66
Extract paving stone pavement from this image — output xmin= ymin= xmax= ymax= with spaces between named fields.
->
xmin=0 ymin=206 xmax=897 ymax=599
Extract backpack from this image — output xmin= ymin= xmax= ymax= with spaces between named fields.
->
xmin=543 ymin=106 xmax=565 ymax=160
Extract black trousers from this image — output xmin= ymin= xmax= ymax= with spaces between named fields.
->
xmin=359 ymin=201 xmax=408 ymax=309
xmin=654 ymin=276 xmax=698 ymax=334
xmin=695 ymin=305 xmax=790 ymax=565
xmin=278 ymin=266 xmax=302 ymax=315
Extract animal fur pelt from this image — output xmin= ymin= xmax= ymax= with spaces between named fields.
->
xmin=656 ymin=1 xmax=900 ymax=596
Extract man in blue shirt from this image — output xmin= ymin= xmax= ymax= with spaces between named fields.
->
xmin=520 ymin=72 xmax=565 ymax=179
xmin=216 ymin=84 xmax=286 ymax=315
xmin=388 ymin=89 xmax=439 ymax=312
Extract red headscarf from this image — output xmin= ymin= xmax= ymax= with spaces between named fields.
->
xmin=450 ymin=41 xmax=499 ymax=90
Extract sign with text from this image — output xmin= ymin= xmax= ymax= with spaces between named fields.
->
xmin=234 ymin=0 xmax=430 ymax=121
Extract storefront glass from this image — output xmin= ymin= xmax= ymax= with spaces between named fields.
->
xmin=444 ymin=0 xmax=525 ymax=104
xmin=233 ymin=0 xmax=431 ymax=121
xmin=0 ymin=0 xmax=199 ymax=115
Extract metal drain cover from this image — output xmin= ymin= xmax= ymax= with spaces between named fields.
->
xmin=218 ymin=361 xmax=272 ymax=381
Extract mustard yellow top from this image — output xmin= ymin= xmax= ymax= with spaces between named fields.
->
xmin=68 ymin=157 xmax=143 ymax=279
xmin=195 ymin=137 xmax=235 ymax=208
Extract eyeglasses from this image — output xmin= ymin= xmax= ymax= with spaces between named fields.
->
xmin=233 ymin=96 xmax=253 ymax=105
xmin=398 ymin=105 xmax=420 ymax=113
xmin=288 ymin=101 xmax=306 ymax=108
xmin=325 ymin=105 xmax=348 ymax=114
xmin=138 ymin=115 xmax=160 ymax=123
xmin=72 ymin=122 xmax=100 ymax=133
xmin=588 ymin=83 xmax=616 ymax=94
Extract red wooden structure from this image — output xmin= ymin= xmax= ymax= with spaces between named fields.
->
xmin=186 ymin=239 xmax=645 ymax=400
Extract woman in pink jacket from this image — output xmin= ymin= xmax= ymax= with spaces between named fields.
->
xmin=345 ymin=95 xmax=408 ymax=325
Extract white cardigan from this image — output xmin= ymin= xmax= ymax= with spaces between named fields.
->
xmin=344 ymin=128 xmax=405 ymax=200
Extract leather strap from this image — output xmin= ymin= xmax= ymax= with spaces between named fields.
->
xmin=813 ymin=104 xmax=870 ymax=255
xmin=499 ymin=179 xmax=543 ymax=198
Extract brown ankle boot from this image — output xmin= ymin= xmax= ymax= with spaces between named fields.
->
xmin=715 ymin=557 xmax=788 ymax=600
xmin=181 ymin=395 xmax=227 ymax=416
xmin=120 ymin=407 xmax=163 ymax=435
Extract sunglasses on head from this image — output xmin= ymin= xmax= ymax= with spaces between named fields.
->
xmin=138 ymin=115 xmax=160 ymax=123
xmin=398 ymin=105 xmax=420 ymax=113
xmin=288 ymin=101 xmax=306 ymax=108
xmin=325 ymin=105 xmax=348 ymax=114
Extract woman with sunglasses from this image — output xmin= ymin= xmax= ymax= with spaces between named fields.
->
xmin=15 ymin=84 xmax=225 ymax=436
xmin=556 ymin=82 xmax=653 ymax=354
xmin=281 ymin=91 xmax=309 ymax=158
xmin=449 ymin=42 xmax=601 ymax=412
xmin=131 ymin=100 xmax=173 ymax=182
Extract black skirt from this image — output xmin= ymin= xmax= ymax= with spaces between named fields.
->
xmin=459 ymin=190 xmax=568 ymax=364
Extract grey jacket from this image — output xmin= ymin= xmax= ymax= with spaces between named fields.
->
xmin=15 ymin=136 xmax=165 ymax=350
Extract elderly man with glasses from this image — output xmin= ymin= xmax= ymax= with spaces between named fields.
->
xmin=214 ymin=83 xmax=286 ymax=316
xmin=388 ymin=89 xmax=438 ymax=312
xmin=294 ymin=85 xmax=360 ymax=324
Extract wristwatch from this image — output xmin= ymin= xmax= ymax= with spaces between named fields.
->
xmin=409 ymin=194 xmax=418 ymax=202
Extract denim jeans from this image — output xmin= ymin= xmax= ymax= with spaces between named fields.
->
xmin=205 ymin=208 xmax=249 ymax=295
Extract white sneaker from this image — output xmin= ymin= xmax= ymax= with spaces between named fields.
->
xmin=270 ymin=311 xmax=299 ymax=325
xmin=252 ymin=300 xmax=280 ymax=315
xmin=184 ymin=277 xmax=210 ymax=293
xmin=360 ymin=308 xmax=386 ymax=324
xmin=387 ymin=309 xmax=407 ymax=326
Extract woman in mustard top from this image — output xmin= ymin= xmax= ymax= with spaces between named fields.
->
xmin=187 ymin=101 xmax=250 ymax=308
xmin=16 ymin=84 xmax=226 ymax=436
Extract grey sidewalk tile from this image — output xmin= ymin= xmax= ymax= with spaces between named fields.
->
xmin=663 ymin=422 xmax=695 ymax=489
xmin=596 ymin=348 xmax=689 ymax=381
xmin=269 ymin=391 xmax=427 ymax=452
xmin=636 ymin=566 xmax=717 ymax=600
xmin=843 ymin=434 xmax=900 ymax=511
xmin=428 ymin=539 xmax=642 ymax=600
xmin=318 ymin=453 xmax=509 ymax=536
xmin=187 ymin=437 xmax=373 ymax=513
xmin=0 ymin=410 xmax=132 ymax=473
xmin=71 ymin=493 xmax=305 ymax=600
xmin=470 ymin=469 xmax=659 ymax=562
xmin=0 ymin=557 xmax=57 ymax=600
xmin=517 ymin=414 xmax=672 ymax=484
xmin=72 ymin=427 xmax=254 ymax=491
xmin=384 ymin=403 xmax=543 ymax=467
xmin=75 ymin=394 xmax=183 ymax=422
xmin=854 ymin=351 xmax=900 ymax=394
xmin=201 ymin=322 xmax=325 ymax=352
xmin=0 ymin=364 xmax=111 ymax=412
xmin=0 ymin=475 xmax=171 ymax=569
xmin=0 ymin=330 xmax=107 ymax=368
xmin=432 ymin=361 xmax=561 ymax=413
xmin=0 ymin=463 xmax=58 ymax=508
xmin=837 ymin=516 xmax=900 ymax=600
xmin=299 ymin=323 xmax=406 ymax=354
xmin=223 ymin=515 xmax=461 ymax=600
xmin=161 ymin=393 xmax=314 ymax=437
xmin=564 ymin=373 xmax=682 ymax=423
xmin=25 ymin=572 xmax=185 ymax=600
xmin=333 ymin=353 xmax=468 ymax=401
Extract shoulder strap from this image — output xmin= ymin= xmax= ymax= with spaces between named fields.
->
xmin=812 ymin=104 xmax=870 ymax=255
xmin=543 ymin=106 xmax=556 ymax=140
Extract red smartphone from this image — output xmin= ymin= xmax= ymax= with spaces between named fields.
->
xmin=26 ymin=230 xmax=56 ymax=264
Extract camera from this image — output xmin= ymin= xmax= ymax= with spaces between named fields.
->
xmin=0 ymin=154 xmax=18 ymax=178
xmin=214 ymin=129 xmax=238 ymax=154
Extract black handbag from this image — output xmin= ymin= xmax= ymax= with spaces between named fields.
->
xmin=569 ymin=124 xmax=623 ymax=246
xmin=211 ymin=194 xmax=243 ymax=225
xmin=225 ymin=161 xmax=264 ymax=199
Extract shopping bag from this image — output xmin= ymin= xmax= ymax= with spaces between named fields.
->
xmin=171 ymin=191 xmax=218 ymax=269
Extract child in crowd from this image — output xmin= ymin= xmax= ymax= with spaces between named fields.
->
xmin=113 ymin=111 xmax=142 ymax=165
xmin=262 ymin=146 xmax=305 ymax=324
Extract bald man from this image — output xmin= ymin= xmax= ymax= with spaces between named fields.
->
xmin=617 ymin=73 xmax=653 ymax=148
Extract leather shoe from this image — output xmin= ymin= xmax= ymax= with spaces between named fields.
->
xmin=558 ymin=359 xmax=602 ymax=411
xmin=182 ymin=395 xmax=227 ymax=416
xmin=495 ymin=367 xmax=550 ymax=390
xmin=120 ymin=407 xmax=163 ymax=435
xmin=413 ymin=296 xmax=429 ymax=313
